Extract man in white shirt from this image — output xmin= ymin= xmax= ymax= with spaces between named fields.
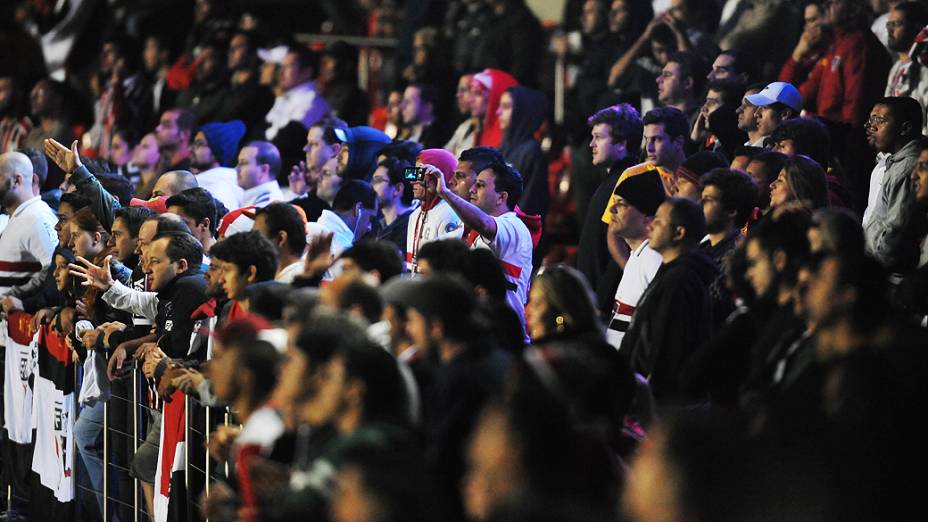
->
xmin=307 ymin=180 xmax=378 ymax=280
xmin=190 ymin=120 xmax=246 ymax=211
xmin=265 ymin=47 xmax=330 ymax=141
xmin=236 ymin=140 xmax=284 ymax=208
xmin=405 ymin=149 xmax=464 ymax=273
xmin=432 ymin=157 xmax=532 ymax=337
xmin=0 ymin=151 xmax=58 ymax=296
xmin=604 ymin=170 xmax=666 ymax=348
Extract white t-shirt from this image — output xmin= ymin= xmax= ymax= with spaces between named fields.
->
xmin=265 ymin=81 xmax=330 ymax=141
xmin=196 ymin=167 xmax=244 ymax=212
xmin=307 ymin=209 xmax=355 ymax=280
xmin=471 ymin=212 xmax=533 ymax=338
xmin=241 ymin=180 xmax=284 ymax=208
xmin=405 ymin=199 xmax=463 ymax=273
xmin=0 ymin=196 xmax=58 ymax=295
xmin=606 ymin=240 xmax=663 ymax=349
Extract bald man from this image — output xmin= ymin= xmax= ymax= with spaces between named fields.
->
xmin=150 ymin=169 xmax=198 ymax=199
xmin=0 ymin=151 xmax=58 ymax=294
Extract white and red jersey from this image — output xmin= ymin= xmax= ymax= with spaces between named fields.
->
xmin=0 ymin=196 xmax=57 ymax=295
xmin=607 ymin=240 xmax=663 ymax=349
xmin=471 ymin=212 xmax=533 ymax=338
xmin=405 ymin=199 xmax=463 ymax=273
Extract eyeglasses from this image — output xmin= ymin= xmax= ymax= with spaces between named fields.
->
xmin=866 ymin=115 xmax=890 ymax=128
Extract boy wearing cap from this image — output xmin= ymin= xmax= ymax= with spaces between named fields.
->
xmin=605 ymin=170 xmax=666 ymax=348
xmin=405 ymin=149 xmax=464 ymax=273
xmin=745 ymin=82 xmax=802 ymax=147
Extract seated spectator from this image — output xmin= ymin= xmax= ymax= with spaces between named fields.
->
xmin=499 ymin=86 xmax=549 ymax=217
xmin=445 ymin=73 xmax=478 ymax=157
xmin=265 ymin=46 xmax=330 ymax=141
xmin=176 ymin=38 xmax=232 ymax=125
xmin=769 ymin=155 xmax=830 ymax=212
xmin=155 ymin=108 xmax=197 ymax=173
xmin=332 ymin=126 xmax=392 ymax=181
xmin=0 ymin=74 xmax=31 ymax=154
xmin=620 ymin=197 xmax=717 ymax=401
xmin=287 ymin=116 xmax=348 ymax=221
xmin=253 ymin=202 xmax=308 ymax=284
xmin=768 ymin=116 xmax=832 ymax=169
xmin=691 ymin=78 xmax=747 ymax=160
xmin=307 ymin=180 xmax=378 ymax=281
xmin=108 ymin=127 xmax=140 ymax=182
xmin=236 ymin=140 xmax=284 ymax=207
xmin=318 ymin=41 xmax=370 ymax=126
xmin=364 ymin=157 xmax=415 ymax=253
xmin=339 ymin=240 xmax=404 ymax=286
xmin=699 ymin=168 xmax=757 ymax=264
xmin=166 ymin=187 xmax=220 ymax=254
xmin=745 ymin=82 xmax=802 ymax=148
xmin=706 ymin=49 xmax=752 ymax=84
xmin=746 ymin=150 xmax=788 ymax=210
xmin=657 ymin=51 xmax=708 ymax=127
xmin=190 ymin=120 xmax=246 ymax=211
xmin=130 ymin=133 xmax=162 ymax=199
xmin=225 ymin=30 xmax=275 ymax=139
xmin=399 ymin=83 xmax=449 ymax=149
xmin=862 ymin=97 xmax=922 ymax=273
xmin=884 ymin=2 xmax=928 ymax=135
xmin=470 ymin=69 xmax=519 ymax=148
xmin=736 ymin=82 xmax=767 ymax=147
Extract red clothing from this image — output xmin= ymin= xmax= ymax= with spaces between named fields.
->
xmin=779 ymin=27 xmax=891 ymax=127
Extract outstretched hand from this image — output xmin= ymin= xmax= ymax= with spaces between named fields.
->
xmin=44 ymin=139 xmax=83 ymax=174
xmin=69 ymin=255 xmax=115 ymax=291
xmin=304 ymin=232 xmax=334 ymax=278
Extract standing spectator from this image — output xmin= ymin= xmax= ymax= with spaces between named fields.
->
xmin=779 ymin=0 xmax=892 ymax=128
xmin=190 ymin=120 xmax=246 ymax=211
xmin=498 ymin=86 xmax=549 ymax=217
xmin=265 ymin=47 xmax=330 ymax=141
xmin=862 ymin=97 xmax=922 ymax=272
xmin=576 ymin=104 xmax=644 ymax=318
xmin=620 ymin=197 xmax=717 ymax=400
xmin=236 ymin=141 xmax=284 ymax=207
xmin=884 ymin=2 xmax=928 ymax=134
xmin=155 ymin=108 xmax=197 ymax=173
xmin=366 ymin=157 xmax=415 ymax=254
xmin=0 ymin=75 xmax=32 ymax=153
xmin=605 ymin=170 xmax=666 ymax=348
xmin=470 ymin=69 xmax=519 ymax=149
xmin=399 ymin=84 xmax=448 ymax=149
xmin=406 ymin=149 xmax=463 ymax=273
xmin=745 ymin=82 xmax=802 ymax=148
xmin=433 ymin=158 xmax=533 ymax=339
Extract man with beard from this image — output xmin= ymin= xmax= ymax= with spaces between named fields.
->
xmin=883 ymin=2 xmax=928 ymax=134
xmin=155 ymin=108 xmax=197 ymax=172
xmin=862 ymin=97 xmax=922 ymax=273
xmin=189 ymin=120 xmax=246 ymax=211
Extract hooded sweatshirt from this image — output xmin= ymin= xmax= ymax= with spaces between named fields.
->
xmin=340 ymin=126 xmax=392 ymax=181
xmin=472 ymin=69 xmax=519 ymax=148
xmin=500 ymin=86 xmax=549 ymax=217
xmin=619 ymin=249 xmax=719 ymax=401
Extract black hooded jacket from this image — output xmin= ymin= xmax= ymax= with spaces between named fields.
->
xmin=619 ymin=249 xmax=719 ymax=400
xmin=500 ymin=86 xmax=549 ymax=217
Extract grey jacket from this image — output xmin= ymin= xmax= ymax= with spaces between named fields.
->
xmin=863 ymin=139 xmax=920 ymax=272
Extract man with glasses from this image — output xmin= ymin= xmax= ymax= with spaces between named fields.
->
xmin=862 ymin=97 xmax=923 ymax=273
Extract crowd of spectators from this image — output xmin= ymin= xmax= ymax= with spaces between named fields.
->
xmin=2 ymin=0 xmax=928 ymax=521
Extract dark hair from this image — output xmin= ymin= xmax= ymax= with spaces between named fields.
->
xmin=484 ymin=161 xmax=523 ymax=211
xmin=376 ymin=157 xmax=413 ymax=206
xmin=340 ymin=338 xmax=408 ymax=425
xmin=414 ymin=275 xmax=476 ymax=342
xmin=70 ymin=207 xmax=109 ymax=243
xmin=166 ymin=108 xmax=198 ymax=140
xmin=20 ymin=148 xmax=48 ymax=187
xmin=416 ymin=239 xmax=471 ymax=274
xmin=810 ymin=208 xmax=865 ymax=258
xmin=114 ymin=207 xmax=154 ymax=237
xmin=150 ymin=213 xmax=192 ymax=235
xmin=287 ymin=45 xmax=318 ymax=73
xmin=408 ymin=83 xmax=437 ymax=108
xmin=340 ymin=280 xmax=384 ymax=324
xmin=166 ymin=187 xmax=218 ymax=236
xmin=333 ymin=179 xmax=377 ymax=212
xmin=706 ymin=78 xmax=746 ymax=107
xmin=770 ymin=117 xmax=831 ymax=167
xmin=667 ymin=197 xmax=707 ymax=247
xmin=750 ymin=151 xmax=788 ymax=185
xmin=113 ymin=126 xmax=140 ymax=150
xmin=463 ymin=248 xmax=509 ymax=301
xmin=643 ymin=107 xmax=689 ymax=141
xmin=239 ymin=339 xmax=281 ymax=403
xmin=748 ymin=208 xmax=811 ymax=286
xmin=96 ymin=172 xmax=135 ymax=207
xmin=717 ymin=48 xmax=753 ymax=82
xmin=314 ymin=115 xmax=350 ymax=145
xmin=294 ymin=310 xmax=368 ymax=373
xmin=781 ymin=154 xmax=829 ymax=210
xmin=243 ymin=140 xmax=282 ymax=179
xmin=666 ymin=51 xmax=709 ymax=96
xmin=59 ymin=192 xmax=91 ymax=213
xmin=341 ymin=240 xmax=404 ymax=282
xmin=209 ymin=230 xmax=279 ymax=282
xmin=701 ymin=168 xmax=758 ymax=228
xmin=151 ymin=231 xmax=204 ymax=269
xmin=254 ymin=203 xmax=307 ymax=256
xmin=876 ymin=96 xmax=924 ymax=139
xmin=650 ymin=22 xmax=678 ymax=48
xmin=337 ymin=447 xmax=430 ymax=522
xmin=102 ymin=34 xmax=142 ymax=74
xmin=458 ymin=146 xmax=507 ymax=178
xmin=247 ymin=282 xmax=293 ymax=323
xmin=894 ymin=1 xmax=928 ymax=29
xmin=586 ymin=103 xmax=644 ymax=153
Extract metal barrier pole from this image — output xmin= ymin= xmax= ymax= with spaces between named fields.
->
xmin=74 ymin=362 xmax=80 ymax=521
xmin=554 ymin=55 xmax=565 ymax=125
xmin=223 ymin=409 xmax=230 ymax=478
xmin=103 ymin=398 xmax=109 ymax=522
xmin=132 ymin=366 xmax=139 ymax=522
xmin=184 ymin=395 xmax=190 ymax=493
xmin=204 ymin=406 xmax=210 ymax=498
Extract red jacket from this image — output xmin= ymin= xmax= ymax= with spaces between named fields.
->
xmin=779 ymin=26 xmax=891 ymax=127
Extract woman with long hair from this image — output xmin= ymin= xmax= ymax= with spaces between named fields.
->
xmin=768 ymin=154 xmax=830 ymax=212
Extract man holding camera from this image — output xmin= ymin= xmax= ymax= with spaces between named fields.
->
xmin=431 ymin=151 xmax=532 ymax=340
xmin=405 ymin=149 xmax=463 ymax=273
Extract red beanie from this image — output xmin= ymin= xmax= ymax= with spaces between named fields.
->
xmin=418 ymin=148 xmax=458 ymax=183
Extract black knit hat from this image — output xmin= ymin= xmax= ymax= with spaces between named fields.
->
xmin=615 ymin=170 xmax=666 ymax=217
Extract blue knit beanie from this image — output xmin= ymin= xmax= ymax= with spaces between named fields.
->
xmin=200 ymin=120 xmax=246 ymax=167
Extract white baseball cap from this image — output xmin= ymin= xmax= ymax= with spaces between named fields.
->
xmin=745 ymin=82 xmax=802 ymax=112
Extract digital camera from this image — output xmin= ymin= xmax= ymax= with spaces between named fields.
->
xmin=404 ymin=166 xmax=428 ymax=184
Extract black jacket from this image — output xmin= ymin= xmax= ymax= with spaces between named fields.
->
xmin=155 ymin=268 xmax=208 ymax=359
xmin=501 ymin=86 xmax=549 ymax=217
xmin=575 ymin=156 xmax=637 ymax=318
xmin=620 ymin=250 xmax=719 ymax=400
